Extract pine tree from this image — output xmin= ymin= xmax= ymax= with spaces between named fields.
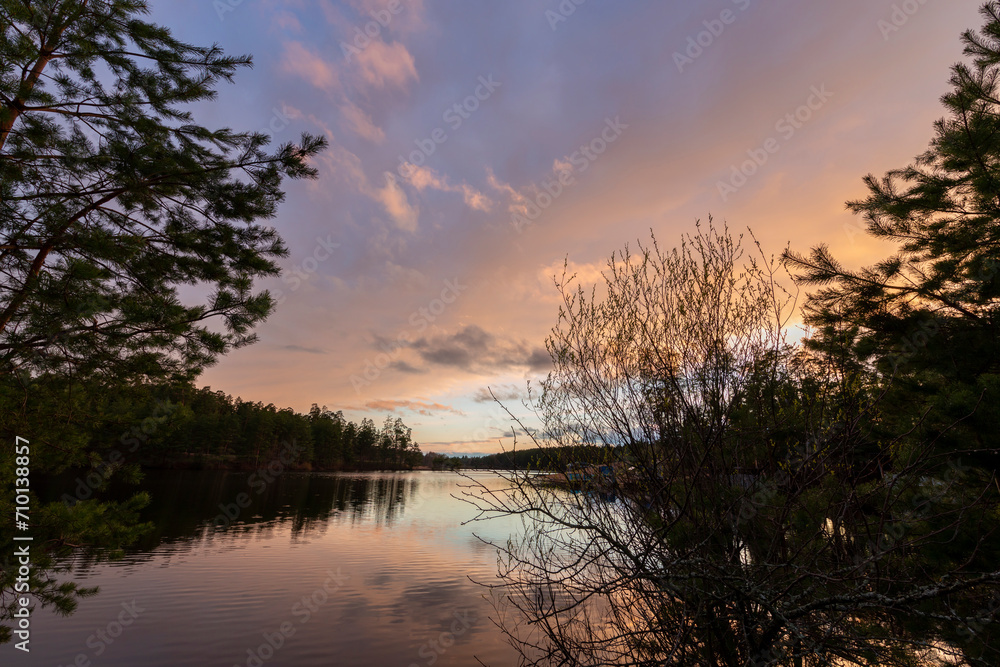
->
xmin=783 ymin=1 xmax=1000 ymax=470
xmin=0 ymin=0 xmax=326 ymax=382
xmin=785 ymin=2 xmax=1000 ymax=385
xmin=784 ymin=5 xmax=1000 ymax=660
xmin=0 ymin=0 xmax=325 ymax=644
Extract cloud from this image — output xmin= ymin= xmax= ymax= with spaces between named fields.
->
xmin=354 ymin=399 xmax=466 ymax=416
xmin=281 ymin=41 xmax=340 ymax=92
xmin=486 ymin=155 xmax=584 ymax=221
xmin=406 ymin=165 xmax=448 ymax=191
xmin=461 ymin=188 xmax=492 ymax=212
xmin=281 ymin=344 xmax=327 ymax=354
xmin=408 ymin=325 xmax=551 ymax=374
xmin=538 ymin=258 xmax=605 ymax=288
xmin=286 ymin=112 xmax=398 ymax=219
xmin=356 ymin=40 xmax=418 ymax=89
xmin=486 ymin=167 xmax=535 ymax=218
xmin=339 ymin=100 xmax=386 ymax=143
xmin=472 ymin=384 xmax=526 ymax=403
xmin=338 ymin=0 xmax=428 ymax=36
xmin=323 ymin=142 xmax=370 ymax=189
xmin=375 ymin=173 xmax=419 ymax=231
xmin=389 ymin=360 xmax=426 ymax=374
xmin=280 ymin=36 xmax=419 ymax=144
xmin=552 ymin=157 xmax=574 ymax=176
xmin=303 ymin=136 xmax=491 ymax=232
xmin=273 ymin=11 xmax=303 ymax=32
xmin=405 ymin=165 xmax=493 ymax=212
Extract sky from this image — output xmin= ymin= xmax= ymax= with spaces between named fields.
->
xmin=150 ymin=0 xmax=983 ymax=455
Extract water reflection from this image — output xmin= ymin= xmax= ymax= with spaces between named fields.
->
xmin=22 ymin=471 xmax=520 ymax=666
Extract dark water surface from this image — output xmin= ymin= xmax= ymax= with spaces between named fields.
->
xmin=19 ymin=470 xmax=522 ymax=666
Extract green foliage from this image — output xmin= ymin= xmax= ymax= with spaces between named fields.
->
xmin=476 ymin=198 xmax=1000 ymax=664
xmin=780 ymin=4 xmax=1000 ymax=663
xmin=0 ymin=0 xmax=331 ymax=645
xmin=785 ymin=3 xmax=1000 ymax=388
xmin=0 ymin=488 xmax=149 ymax=644
xmin=0 ymin=375 xmax=423 ymax=474
xmin=0 ymin=373 xmax=422 ymax=644
xmin=0 ymin=0 xmax=327 ymax=382
xmin=454 ymin=444 xmax=614 ymax=471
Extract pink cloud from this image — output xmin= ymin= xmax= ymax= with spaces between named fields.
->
xmin=281 ymin=41 xmax=340 ymax=92
xmin=376 ymin=173 xmax=419 ymax=231
xmin=339 ymin=100 xmax=386 ymax=143
xmin=356 ymin=40 xmax=418 ymax=89
xmin=405 ymin=165 xmax=492 ymax=212
xmin=272 ymin=11 xmax=303 ymax=32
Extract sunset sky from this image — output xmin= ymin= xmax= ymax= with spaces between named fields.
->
xmin=152 ymin=0 xmax=981 ymax=455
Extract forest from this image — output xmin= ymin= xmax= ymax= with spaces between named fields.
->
xmin=0 ymin=376 xmax=423 ymax=474
xmin=444 ymin=445 xmax=612 ymax=471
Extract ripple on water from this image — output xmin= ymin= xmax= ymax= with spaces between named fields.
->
xmin=28 ymin=472 xmax=521 ymax=667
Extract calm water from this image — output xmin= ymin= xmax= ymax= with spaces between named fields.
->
xmin=15 ymin=471 xmax=523 ymax=666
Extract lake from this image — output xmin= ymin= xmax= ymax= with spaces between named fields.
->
xmin=20 ymin=470 xmax=523 ymax=666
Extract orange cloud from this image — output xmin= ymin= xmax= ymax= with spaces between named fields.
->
xmin=405 ymin=165 xmax=492 ymax=212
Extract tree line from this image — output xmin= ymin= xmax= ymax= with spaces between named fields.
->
xmin=0 ymin=376 xmax=422 ymax=473
xmin=441 ymin=445 xmax=611 ymax=471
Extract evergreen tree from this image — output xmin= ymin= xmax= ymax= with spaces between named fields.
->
xmin=0 ymin=0 xmax=326 ymax=382
xmin=0 ymin=0 xmax=325 ymax=643
xmin=784 ymin=4 xmax=1000 ymax=660
xmin=783 ymin=3 xmax=1000 ymax=467
xmin=784 ymin=2 xmax=1000 ymax=392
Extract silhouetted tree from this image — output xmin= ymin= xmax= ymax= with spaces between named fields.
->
xmin=470 ymin=221 xmax=999 ymax=666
